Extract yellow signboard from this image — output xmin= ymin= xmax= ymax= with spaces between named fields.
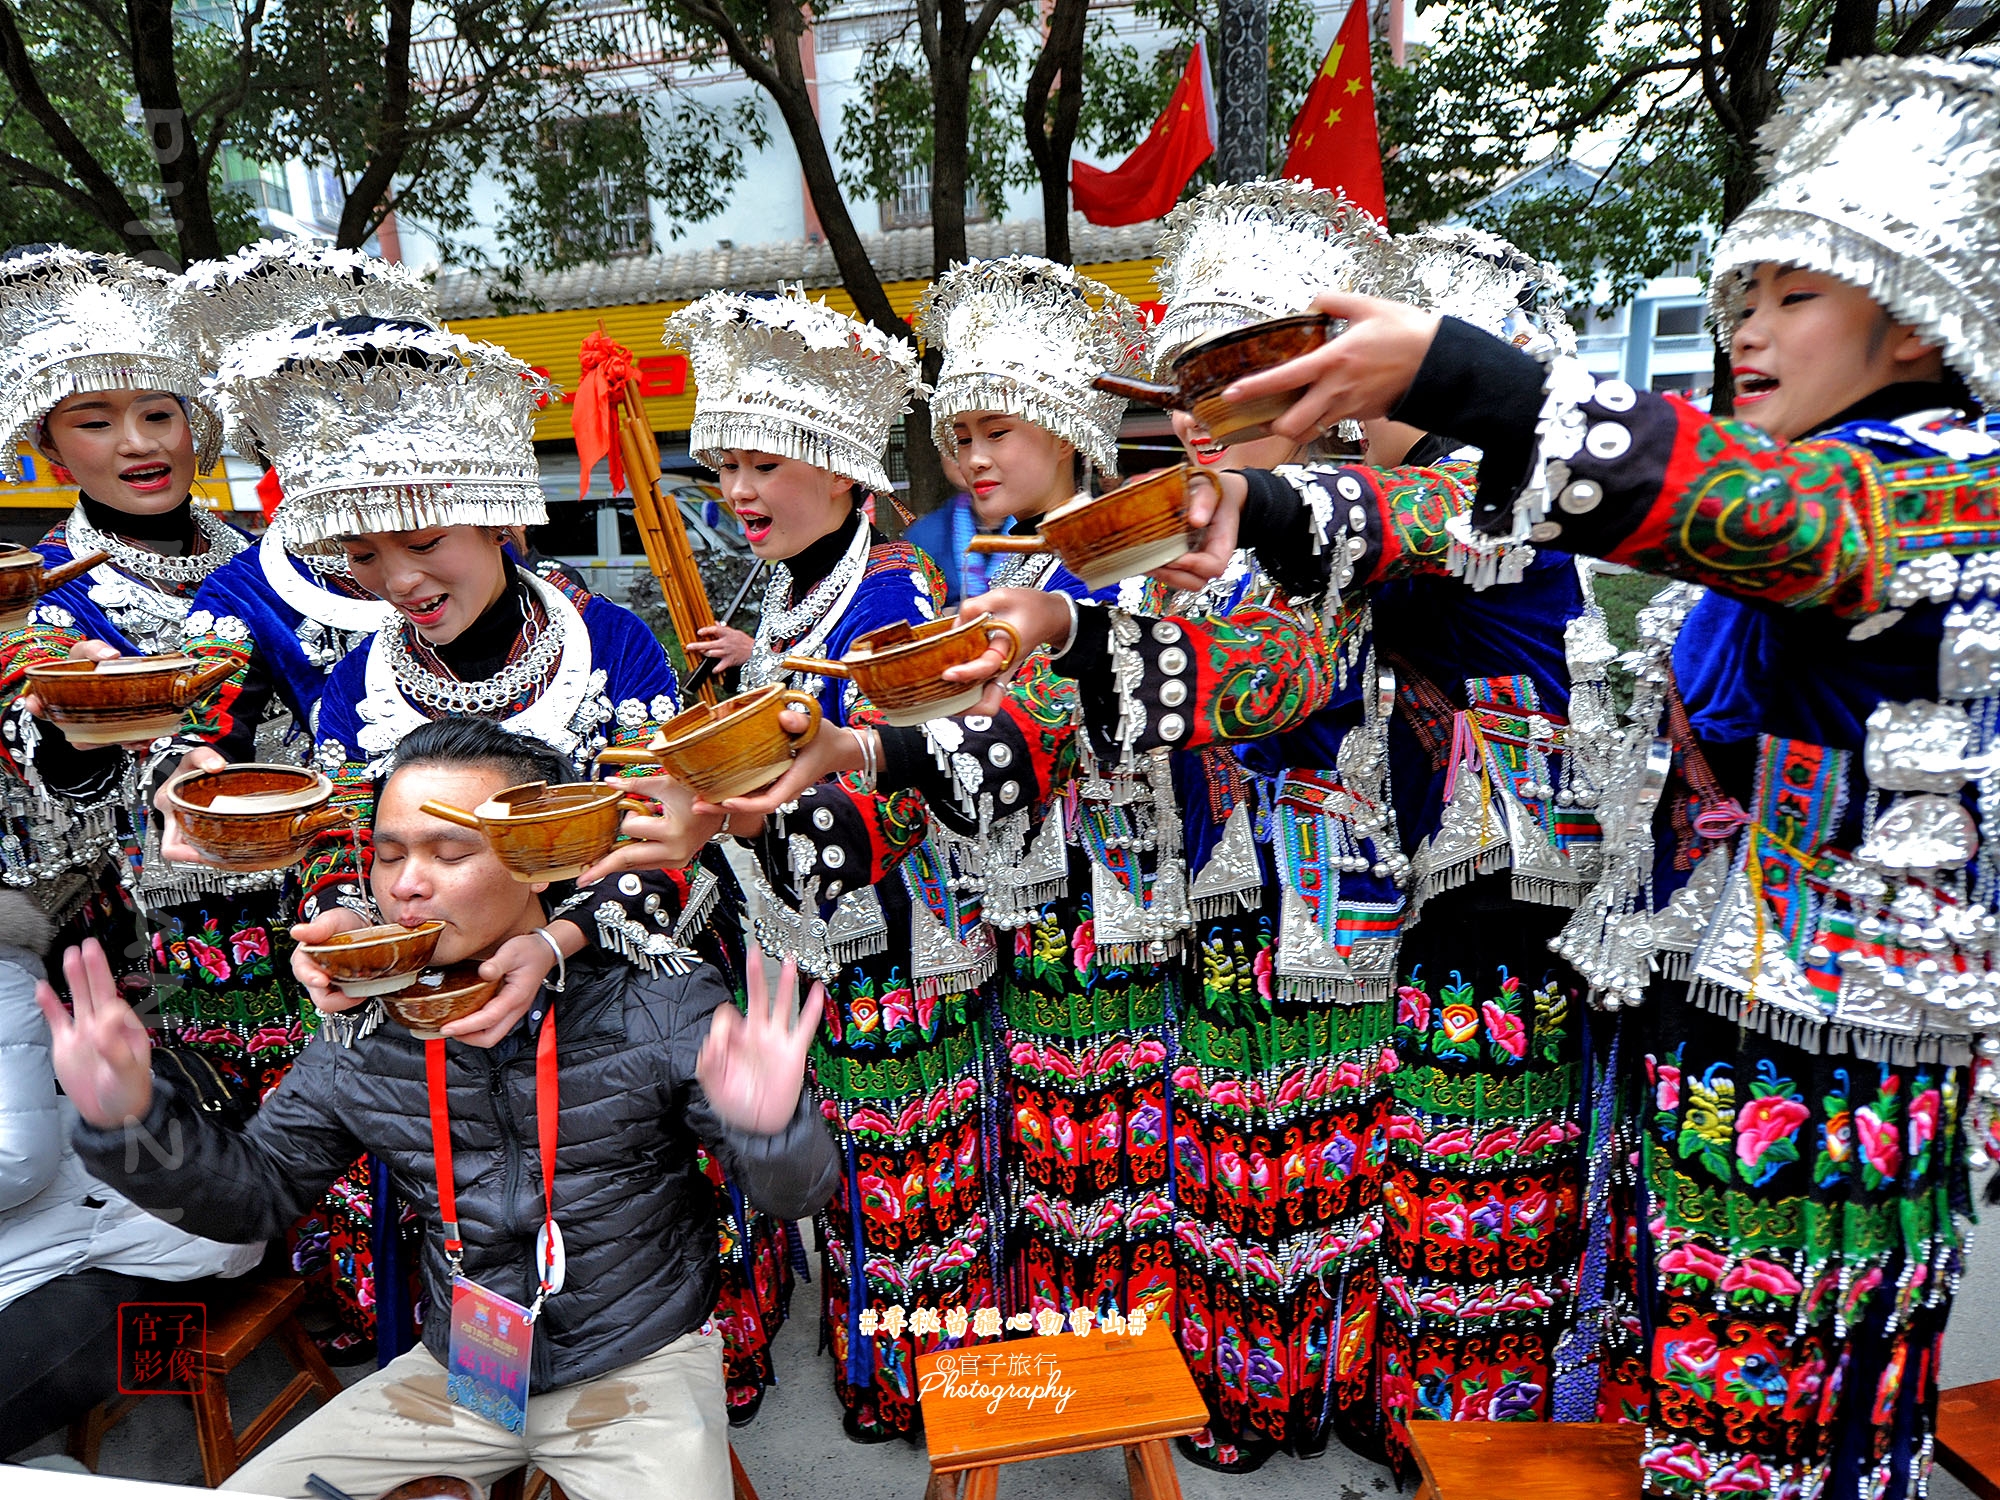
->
xmin=443 ymin=257 xmax=1166 ymax=447
xmin=0 ymin=447 xmax=246 ymax=512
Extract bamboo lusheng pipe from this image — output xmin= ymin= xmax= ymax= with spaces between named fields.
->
xmin=963 ymin=535 xmax=1049 ymax=554
xmin=612 ymin=374 xmax=720 ymax=705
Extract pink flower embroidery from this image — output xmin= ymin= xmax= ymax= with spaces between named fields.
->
xmin=1908 ymin=1088 xmax=1941 ymax=1160
xmin=1720 ymin=1257 xmax=1803 ymax=1300
xmin=1708 ymin=1456 xmax=1775 ymax=1495
xmin=1856 ymin=1106 xmax=1904 ymax=1178
xmin=1396 ymin=984 xmax=1431 ymax=1031
xmin=1252 ymin=946 xmax=1274 ymax=1000
xmin=1735 ymin=1095 xmax=1810 ymax=1170
xmin=1071 ymin=919 xmax=1096 ymax=975
xmin=1658 ymin=1243 xmax=1730 ymax=1284
xmin=1015 ymin=927 xmax=1032 ymax=958
xmin=184 ymin=938 xmax=230 ymax=982
xmin=229 ymin=926 xmax=270 ymax=964
xmin=1643 ymin=1441 xmax=1709 ymax=1484
xmin=1655 ymin=1063 xmax=1682 ymax=1112
xmin=1482 ymin=1001 xmax=1528 ymax=1061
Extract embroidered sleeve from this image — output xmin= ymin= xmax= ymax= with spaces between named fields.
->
xmin=298 ymin=740 xmax=374 ymax=923
xmin=0 ymin=616 xmax=86 ymax=783
xmin=557 ymin=865 xmax=709 ymax=976
xmin=746 ymin=781 xmax=930 ymax=908
xmin=1237 ymin=463 xmax=1471 ymax=606
xmin=171 ymin=609 xmax=267 ymax=765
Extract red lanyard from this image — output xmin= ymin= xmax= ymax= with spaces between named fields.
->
xmin=425 ymin=1006 xmax=560 ymax=1311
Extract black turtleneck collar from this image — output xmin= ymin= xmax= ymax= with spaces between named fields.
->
xmin=783 ymin=504 xmax=865 ymax=596
xmin=431 ymin=554 xmax=528 ymax=681
xmin=78 ymin=492 xmax=195 ymax=551
xmin=1806 ymin=380 xmax=1972 ymax=438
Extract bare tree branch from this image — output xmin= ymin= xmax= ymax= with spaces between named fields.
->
xmin=1890 ymin=0 xmax=1962 ymax=54
xmin=1553 ymin=56 xmax=1699 ymax=133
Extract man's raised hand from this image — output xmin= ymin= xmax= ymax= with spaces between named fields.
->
xmin=696 ymin=947 xmax=822 ymax=1137
xmin=36 ymin=938 xmax=154 ymax=1128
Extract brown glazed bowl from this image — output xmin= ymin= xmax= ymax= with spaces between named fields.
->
xmin=605 ymin=684 xmax=824 ymax=801
xmin=781 ymin=612 xmax=1022 ymax=728
xmin=301 ymin=922 xmax=447 ymax=998
xmin=381 ymin=965 xmax=500 ymax=1039
xmin=24 ymin=655 xmax=239 ymax=747
xmin=972 ymin=465 xmax=1197 ymax=591
xmin=0 ymin=544 xmax=108 ymax=628
xmin=418 ymin=780 xmax=653 ymax=883
xmin=164 ymin=763 xmax=351 ymax=873
xmin=1092 ymin=311 xmax=1334 ymax=445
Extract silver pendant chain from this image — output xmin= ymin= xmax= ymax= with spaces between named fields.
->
xmin=384 ymin=590 xmax=566 ymax=716
xmin=65 ymin=502 xmax=246 ymax=588
xmin=743 ymin=523 xmax=870 ymax=689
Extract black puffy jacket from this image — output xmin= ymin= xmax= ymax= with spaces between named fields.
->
xmin=74 ymin=951 xmax=839 ymax=1392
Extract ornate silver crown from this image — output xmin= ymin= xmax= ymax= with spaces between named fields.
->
xmin=1151 ymin=178 xmax=1392 ymax=371
xmin=1710 ymin=49 xmax=2000 ymax=407
xmin=213 ymin=323 xmax=550 ymax=554
xmin=0 ymin=245 xmax=222 ymax=482
xmin=175 ymin=239 xmax=437 ymax=369
xmin=1387 ymin=226 xmax=1577 ymax=358
xmin=916 ymin=256 xmax=1150 ymax=476
xmin=664 ymin=285 xmax=922 ymax=495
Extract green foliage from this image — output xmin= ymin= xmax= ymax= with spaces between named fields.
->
xmin=834 ymin=6 xmax=1040 ymax=221
xmin=1078 ymin=0 xmax=1324 ymax=186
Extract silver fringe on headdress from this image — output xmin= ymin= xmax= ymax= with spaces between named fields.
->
xmin=664 ymin=285 xmax=922 ymax=495
xmin=175 ymin=239 xmax=438 ymax=369
xmin=916 ymin=256 xmax=1149 ymax=477
xmin=1386 ymin=226 xmax=1577 ymax=359
xmin=0 ymin=246 xmax=222 ymax=482
xmin=1150 ymin=178 xmax=1392 ymax=371
xmin=1709 ymin=49 xmax=2000 ymax=408
xmin=213 ymin=323 xmax=550 ymax=554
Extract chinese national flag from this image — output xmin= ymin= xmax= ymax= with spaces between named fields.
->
xmin=1071 ymin=41 xmax=1216 ymax=227
xmin=1282 ymin=0 xmax=1387 ymax=221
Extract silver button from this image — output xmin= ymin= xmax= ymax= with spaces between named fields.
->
xmin=1336 ymin=474 xmax=1364 ymax=501
xmin=1348 ymin=504 xmax=1368 ymax=532
xmin=825 ymin=879 xmax=843 ymax=897
xmin=1347 ymin=534 xmax=1367 ymax=558
xmin=1585 ymin=422 xmax=1631 ymax=460
xmin=1157 ymin=646 xmax=1187 ymax=674
xmin=999 ymin=780 xmax=1020 ymax=804
xmin=822 ymin=845 xmax=845 ymax=869
xmin=1558 ymin=480 xmax=1603 ymax=515
xmin=1151 ymin=622 xmax=1181 ymax=644
xmin=813 ymin=807 xmax=835 ymax=831
xmin=1160 ymin=680 xmax=1188 ymax=707
xmin=1157 ymin=713 xmax=1186 ymax=741
xmin=965 ymin=715 xmax=992 ymax=732
xmin=988 ymin=743 xmax=1012 ymax=767
xmin=1530 ymin=520 xmax=1564 ymax=542
xmin=1593 ymin=379 xmax=1637 ymax=412
xmin=618 ymin=874 xmax=643 ymax=896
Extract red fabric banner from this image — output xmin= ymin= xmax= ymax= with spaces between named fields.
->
xmin=571 ymin=330 xmax=634 ymax=499
xmin=1282 ymin=0 xmax=1388 ymax=222
xmin=1071 ymin=41 xmax=1216 ymax=227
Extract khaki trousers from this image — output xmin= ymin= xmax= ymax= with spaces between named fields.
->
xmin=224 ymin=1329 xmax=728 ymax=1500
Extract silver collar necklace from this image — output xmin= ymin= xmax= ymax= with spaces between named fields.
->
xmin=384 ymin=587 xmax=567 ymax=716
xmin=65 ymin=501 xmax=246 ymax=587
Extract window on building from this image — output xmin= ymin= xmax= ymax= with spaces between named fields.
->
xmin=540 ymin=114 xmax=655 ymax=262
xmin=1654 ymin=303 xmax=1704 ymax=338
xmin=217 ymin=148 xmax=291 ymax=215
xmin=1651 ymin=371 xmax=1704 ymax=393
xmin=879 ymin=153 xmax=986 ymax=233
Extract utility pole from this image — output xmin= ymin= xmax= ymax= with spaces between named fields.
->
xmin=1214 ymin=0 xmax=1268 ymax=182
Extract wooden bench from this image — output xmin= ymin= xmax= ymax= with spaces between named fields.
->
xmin=915 ymin=1322 xmax=1208 ymax=1500
xmin=68 ymin=1270 xmax=346 ymax=1485
xmin=1937 ymin=1378 xmax=2000 ymax=1500
xmin=1405 ymin=1420 xmax=1644 ymax=1500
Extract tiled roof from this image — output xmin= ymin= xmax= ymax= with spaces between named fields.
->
xmin=433 ymin=213 xmax=1165 ymax=318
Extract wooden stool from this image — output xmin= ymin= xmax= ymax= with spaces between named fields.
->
xmin=1937 ymin=1378 xmax=2000 ymax=1500
xmin=914 ymin=1323 xmax=1208 ymax=1500
xmin=1405 ymin=1421 xmax=1643 ymax=1500
xmin=67 ymin=1270 xmax=345 ymax=1485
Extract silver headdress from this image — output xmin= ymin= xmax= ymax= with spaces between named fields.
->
xmin=0 ymin=245 xmax=222 ymax=482
xmin=175 ymin=239 xmax=438 ymax=369
xmin=916 ymin=256 xmax=1149 ymax=477
xmin=1709 ymin=50 xmax=2000 ymax=408
xmin=664 ymin=285 xmax=921 ymax=495
xmin=1151 ymin=178 xmax=1392 ymax=370
xmin=1387 ymin=226 xmax=1577 ymax=359
xmin=214 ymin=323 xmax=550 ymax=554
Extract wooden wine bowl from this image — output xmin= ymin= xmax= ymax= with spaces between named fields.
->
xmin=301 ymin=921 xmax=447 ymax=998
xmin=967 ymin=464 xmax=1196 ymax=591
xmin=599 ymin=684 xmax=823 ymax=801
xmin=164 ymin=762 xmax=350 ymax=873
xmin=0 ymin=545 xmax=108 ymax=628
xmin=1092 ymin=311 xmax=1335 ymax=445
xmin=419 ymin=780 xmax=654 ymax=883
xmin=380 ymin=965 xmax=500 ymax=1040
xmin=24 ymin=654 xmax=238 ymax=747
xmin=780 ymin=612 xmax=1022 ymax=727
